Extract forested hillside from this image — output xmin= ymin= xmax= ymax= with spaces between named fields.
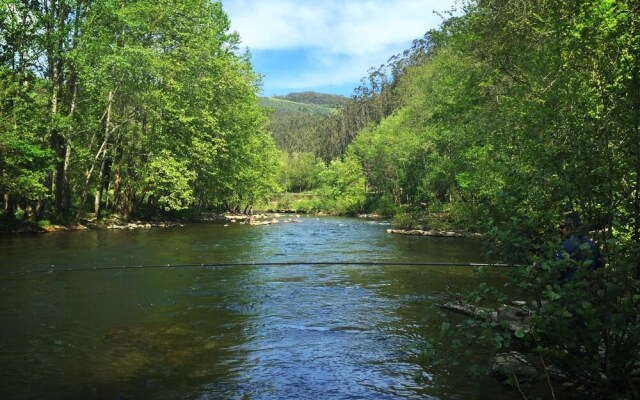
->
xmin=263 ymin=39 xmax=430 ymax=205
xmin=260 ymin=96 xmax=337 ymax=117
xmin=273 ymin=91 xmax=348 ymax=107
xmin=260 ymin=95 xmax=337 ymax=155
xmin=0 ymin=0 xmax=280 ymax=227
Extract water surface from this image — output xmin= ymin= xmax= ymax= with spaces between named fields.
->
xmin=0 ymin=216 xmax=512 ymax=399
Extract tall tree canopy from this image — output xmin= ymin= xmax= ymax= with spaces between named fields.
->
xmin=1 ymin=0 xmax=280 ymax=223
xmin=349 ymin=0 xmax=639 ymax=256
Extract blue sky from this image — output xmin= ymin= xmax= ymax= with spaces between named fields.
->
xmin=220 ymin=0 xmax=460 ymax=97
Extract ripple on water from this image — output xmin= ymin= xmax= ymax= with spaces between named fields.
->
xmin=0 ymin=216 xmax=512 ymax=400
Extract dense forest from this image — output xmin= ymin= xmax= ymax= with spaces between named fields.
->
xmin=0 ymin=0 xmax=280 ymax=227
xmin=260 ymin=94 xmax=338 ymax=155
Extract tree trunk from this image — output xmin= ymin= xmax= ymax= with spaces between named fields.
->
xmin=112 ymin=169 xmax=122 ymax=213
xmin=58 ymin=1 xmax=82 ymax=214
xmin=52 ymin=134 xmax=66 ymax=213
xmin=2 ymin=195 xmax=18 ymax=227
xmin=61 ymin=141 xmax=72 ymax=212
xmin=43 ymin=0 xmax=73 ymax=216
xmin=4 ymin=195 xmax=15 ymax=215
xmin=76 ymin=90 xmax=114 ymax=218
xmin=94 ymin=91 xmax=114 ymax=219
xmin=94 ymin=164 xmax=105 ymax=218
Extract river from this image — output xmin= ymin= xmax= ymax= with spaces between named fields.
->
xmin=0 ymin=216 xmax=513 ymax=399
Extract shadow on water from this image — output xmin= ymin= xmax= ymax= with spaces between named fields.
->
xmin=0 ymin=216 xmax=513 ymax=399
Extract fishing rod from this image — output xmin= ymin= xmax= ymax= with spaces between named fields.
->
xmin=1 ymin=261 xmax=518 ymax=276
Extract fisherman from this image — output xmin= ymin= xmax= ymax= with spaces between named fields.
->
xmin=555 ymin=214 xmax=604 ymax=281
xmin=551 ymin=215 xmax=606 ymax=371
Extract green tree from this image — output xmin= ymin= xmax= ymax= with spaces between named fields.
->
xmin=279 ymin=151 xmax=322 ymax=193
xmin=0 ymin=132 xmax=53 ymax=224
xmin=1 ymin=0 xmax=281 ymax=223
xmin=143 ymin=150 xmax=195 ymax=212
xmin=316 ymin=155 xmax=366 ymax=215
xmin=0 ymin=1 xmax=56 ymax=221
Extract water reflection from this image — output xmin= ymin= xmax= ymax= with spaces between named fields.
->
xmin=0 ymin=216 xmax=512 ymax=399
xmin=221 ymin=263 xmax=419 ymax=399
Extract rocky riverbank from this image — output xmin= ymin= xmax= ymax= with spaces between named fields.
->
xmin=1 ymin=213 xmax=303 ymax=235
xmin=386 ymin=228 xmax=482 ymax=238
xmin=223 ymin=213 xmax=302 ymax=226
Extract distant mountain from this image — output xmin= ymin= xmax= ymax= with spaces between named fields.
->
xmin=260 ymin=92 xmax=346 ymax=154
xmin=260 ymin=91 xmax=347 ymax=120
xmin=273 ymin=91 xmax=348 ymax=107
xmin=259 ymin=97 xmax=336 ymax=117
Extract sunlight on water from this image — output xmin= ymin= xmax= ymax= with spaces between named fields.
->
xmin=0 ymin=216 xmax=512 ymax=399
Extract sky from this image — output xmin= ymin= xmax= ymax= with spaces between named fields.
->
xmin=220 ymin=0 xmax=460 ymax=97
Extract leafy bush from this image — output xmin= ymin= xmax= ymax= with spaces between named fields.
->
xmin=365 ymin=193 xmax=399 ymax=217
xmin=392 ymin=213 xmax=419 ymax=229
xmin=315 ymin=155 xmax=366 ymax=215
xmin=279 ymin=152 xmax=323 ymax=192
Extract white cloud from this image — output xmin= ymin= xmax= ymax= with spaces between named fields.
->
xmin=224 ymin=0 xmax=455 ymax=55
xmin=273 ymin=48 xmax=397 ymax=90
xmin=220 ymin=0 xmax=460 ymax=94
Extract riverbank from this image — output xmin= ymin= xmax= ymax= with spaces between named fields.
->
xmin=0 ymin=213 xmax=306 ymax=235
xmin=4 ymin=217 xmax=479 ymax=238
xmin=386 ymin=228 xmax=482 ymax=238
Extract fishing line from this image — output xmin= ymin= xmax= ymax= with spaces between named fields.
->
xmin=1 ymin=261 xmax=517 ymax=276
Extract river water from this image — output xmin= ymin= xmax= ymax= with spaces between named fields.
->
xmin=0 ymin=216 xmax=513 ymax=399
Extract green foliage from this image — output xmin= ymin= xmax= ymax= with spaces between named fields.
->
xmin=502 ymin=254 xmax=640 ymax=398
xmin=261 ymin=96 xmax=338 ymax=156
xmin=1 ymin=0 xmax=281 ymax=220
xmin=290 ymin=196 xmax=321 ymax=214
xmin=143 ymin=151 xmax=196 ymax=212
xmin=315 ymin=155 xmax=367 ymax=215
xmin=365 ymin=193 xmax=401 ymax=217
xmin=392 ymin=212 xmax=419 ymax=230
xmin=279 ymin=151 xmax=323 ymax=193
xmin=0 ymin=133 xmax=53 ymax=204
xmin=350 ymin=109 xmax=422 ymax=207
xmin=264 ymin=192 xmax=320 ymax=213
